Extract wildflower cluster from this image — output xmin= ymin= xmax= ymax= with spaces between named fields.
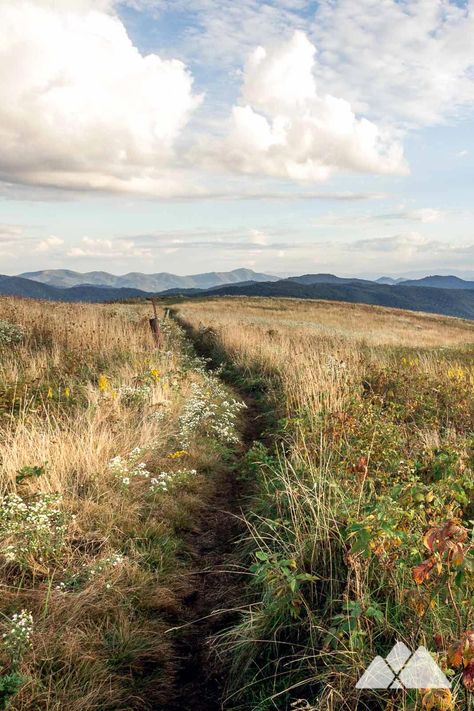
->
xmin=0 ymin=321 xmax=25 ymax=346
xmin=150 ymin=469 xmax=197 ymax=493
xmin=0 ymin=493 xmax=68 ymax=566
xmin=179 ymin=375 xmax=246 ymax=447
xmin=2 ymin=610 xmax=33 ymax=665
xmin=118 ymin=383 xmax=152 ymax=406
xmin=55 ymin=553 xmax=125 ymax=593
xmin=325 ymin=354 xmax=348 ymax=375
xmin=108 ymin=447 xmax=151 ymax=486
xmin=86 ymin=552 xmax=125 ymax=578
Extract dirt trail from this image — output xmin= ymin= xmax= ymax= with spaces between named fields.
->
xmin=161 ymin=315 xmax=268 ymax=711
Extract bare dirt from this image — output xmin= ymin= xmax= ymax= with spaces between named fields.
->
xmin=160 ymin=318 xmax=270 ymax=711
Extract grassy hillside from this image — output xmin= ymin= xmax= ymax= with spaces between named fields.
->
xmin=197 ymin=281 xmax=474 ymax=320
xmin=0 ymin=297 xmax=246 ymax=710
xmin=177 ymin=297 xmax=474 ymax=711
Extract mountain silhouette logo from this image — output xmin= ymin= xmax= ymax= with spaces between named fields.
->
xmin=356 ymin=642 xmax=451 ymax=690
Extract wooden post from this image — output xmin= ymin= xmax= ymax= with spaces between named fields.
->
xmin=148 ymin=299 xmax=162 ymax=348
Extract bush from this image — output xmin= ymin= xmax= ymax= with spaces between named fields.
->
xmin=0 ymin=321 xmax=25 ymax=347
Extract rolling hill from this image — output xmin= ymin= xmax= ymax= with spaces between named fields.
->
xmin=0 ymin=275 xmax=150 ymax=302
xmin=195 ymin=278 xmax=474 ymax=320
xmin=398 ymin=275 xmax=474 ymax=289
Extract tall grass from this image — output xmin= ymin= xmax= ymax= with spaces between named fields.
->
xmin=0 ymin=297 xmax=244 ymax=710
xmin=178 ymin=297 xmax=474 ymax=711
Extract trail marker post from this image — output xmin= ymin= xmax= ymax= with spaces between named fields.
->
xmin=148 ymin=299 xmax=163 ymax=349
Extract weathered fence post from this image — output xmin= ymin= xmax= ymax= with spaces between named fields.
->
xmin=148 ymin=299 xmax=163 ymax=349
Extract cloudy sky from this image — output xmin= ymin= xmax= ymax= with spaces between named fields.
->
xmin=0 ymin=0 xmax=473 ymax=278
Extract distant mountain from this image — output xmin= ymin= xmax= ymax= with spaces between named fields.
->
xmin=376 ymin=276 xmax=406 ymax=285
xmin=398 ymin=275 xmax=474 ymax=290
xmin=18 ymin=268 xmax=278 ymax=291
xmin=189 ymin=278 xmax=474 ymax=320
xmin=0 ymin=274 xmax=150 ymax=302
xmin=0 ymin=275 xmax=63 ymax=300
xmin=287 ymin=273 xmax=372 ymax=286
xmin=3 ymin=270 xmax=474 ymax=320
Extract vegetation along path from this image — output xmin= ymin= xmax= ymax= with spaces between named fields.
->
xmin=162 ymin=311 xmax=276 ymax=711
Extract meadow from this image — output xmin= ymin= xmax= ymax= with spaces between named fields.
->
xmin=0 ymin=294 xmax=473 ymax=711
xmin=176 ymin=296 xmax=474 ymax=711
xmin=0 ymin=297 xmax=246 ymax=710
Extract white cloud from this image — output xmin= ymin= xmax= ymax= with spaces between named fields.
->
xmin=0 ymin=224 xmax=25 ymax=244
xmin=240 ymin=231 xmax=472 ymax=278
xmin=404 ymin=208 xmax=445 ymax=223
xmin=204 ymin=32 xmax=407 ymax=181
xmin=349 ymin=232 xmax=432 ymax=255
xmin=34 ymin=236 xmax=65 ymax=252
xmin=313 ymin=233 xmax=474 ymax=273
xmin=249 ymin=229 xmax=270 ymax=246
xmin=0 ymin=0 xmax=473 ymax=200
xmin=67 ymin=236 xmax=150 ymax=258
xmin=0 ymin=0 xmax=201 ymax=194
xmin=131 ymin=1 xmax=474 ymax=128
xmin=312 ymin=0 xmax=474 ymax=126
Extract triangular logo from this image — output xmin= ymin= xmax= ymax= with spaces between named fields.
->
xmin=399 ymin=647 xmax=451 ymax=689
xmin=356 ymin=642 xmax=451 ymax=691
xmin=355 ymin=656 xmax=395 ymax=689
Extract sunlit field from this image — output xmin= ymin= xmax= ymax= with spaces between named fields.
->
xmin=177 ymin=296 xmax=474 ymax=711
xmin=0 ymin=297 xmax=245 ymax=710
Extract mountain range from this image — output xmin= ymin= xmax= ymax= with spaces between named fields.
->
xmin=18 ymin=268 xmax=278 ymax=291
xmin=1 ymin=269 xmax=474 ymax=320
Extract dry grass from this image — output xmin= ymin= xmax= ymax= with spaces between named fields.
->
xmin=177 ymin=296 xmax=474 ymax=711
xmin=181 ymin=296 xmax=474 ymax=347
xmin=0 ymin=296 xmax=243 ymax=710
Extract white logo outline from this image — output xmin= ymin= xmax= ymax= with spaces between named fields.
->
xmin=356 ymin=642 xmax=451 ymax=690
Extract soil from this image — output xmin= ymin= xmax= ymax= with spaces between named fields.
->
xmin=160 ymin=317 xmax=269 ymax=711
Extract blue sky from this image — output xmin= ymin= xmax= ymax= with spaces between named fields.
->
xmin=0 ymin=0 xmax=473 ymax=278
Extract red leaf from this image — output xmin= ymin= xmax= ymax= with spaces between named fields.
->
xmin=412 ymin=557 xmax=435 ymax=585
xmin=463 ymin=660 xmax=474 ymax=692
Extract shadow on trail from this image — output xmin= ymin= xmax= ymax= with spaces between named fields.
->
xmin=160 ymin=310 xmax=280 ymax=711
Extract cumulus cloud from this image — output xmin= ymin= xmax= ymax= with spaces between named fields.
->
xmin=204 ymin=32 xmax=407 ymax=181
xmin=0 ymin=0 xmax=473 ymax=199
xmin=67 ymin=237 xmax=151 ymax=258
xmin=312 ymin=0 xmax=474 ymax=125
xmin=134 ymin=1 xmax=474 ymax=127
xmin=0 ymin=0 xmax=201 ymax=193
xmin=34 ymin=236 xmax=65 ymax=253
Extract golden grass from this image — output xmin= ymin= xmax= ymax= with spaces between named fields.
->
xmin=181 ymin=296 xmax=474 ymax=347
xmin=176 ymin=296 xmax=474 ymax=711
xmin=0 ymin=296 xmax=242 ymax=710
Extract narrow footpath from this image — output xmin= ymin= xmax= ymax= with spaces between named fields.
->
xmin=161 ymin=313 xmax=271 ymax=711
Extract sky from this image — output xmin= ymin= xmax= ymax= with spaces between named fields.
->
xmin=0 ymin=0 xmax=473 ymax=279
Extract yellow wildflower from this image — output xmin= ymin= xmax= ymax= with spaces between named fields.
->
xmin=168 ymin=450 xmax=188 ymax=459
xmin=98 ymin=374 xmax=110 ymax=392
xmin=47 ymin=387 xmax=53 ymax=399
xmin=65 ymin=387 xmax=71 ymax=398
